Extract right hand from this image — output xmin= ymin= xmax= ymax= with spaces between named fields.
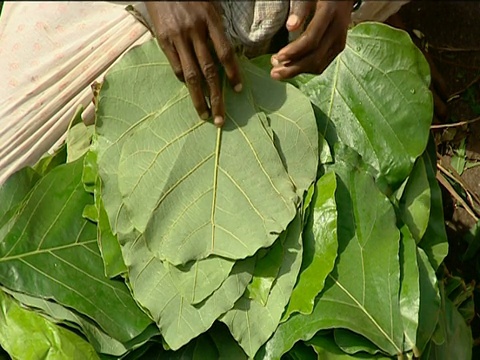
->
xmin=146 ymin=1 xmax=242 ymax=127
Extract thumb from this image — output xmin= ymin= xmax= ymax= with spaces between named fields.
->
xmin=287 ymin=0 xmax=314 ymax=32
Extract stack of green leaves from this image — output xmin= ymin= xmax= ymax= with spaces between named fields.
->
xmin=0 ymin=23 xmax=472 ymax=359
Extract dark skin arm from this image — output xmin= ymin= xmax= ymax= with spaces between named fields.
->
xmin=146 ymin=1 xmax=352 ymax=126
xmin=145 ymin=1 xmax=242 ymax=127
xmin=271 ymin=0 xmax=354 ymax=80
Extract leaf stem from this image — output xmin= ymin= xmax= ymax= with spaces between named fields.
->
xmin=211 ymin=127 xmax=222 ymax=250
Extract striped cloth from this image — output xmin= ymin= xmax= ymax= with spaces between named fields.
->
xmin=221 ymin=0 xmax=290 ymax=57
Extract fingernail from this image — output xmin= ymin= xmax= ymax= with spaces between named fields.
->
xmin=271 ymin=56 xmax=279 ymax=67
xmin=287 ymin=15 xmax=299 ymax=29
xmin=234 ymin=83 xmax=243 ymax=93
xmin=200 ymin=112 xmax=209 ymax=120
xmin=214 ymin=116 xmax=224 ymax=127
xmin=270 ymin=70 xmax=281 ymax=80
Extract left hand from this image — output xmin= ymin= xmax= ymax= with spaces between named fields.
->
xmin=270 ymin=0 xmax=354 ymax=80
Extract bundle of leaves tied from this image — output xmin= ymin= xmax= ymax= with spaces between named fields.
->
xmin=0 ymin=23 xmax=472 ymax=359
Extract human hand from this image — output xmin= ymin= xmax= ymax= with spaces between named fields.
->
xmin=270 ymin=0 xmax=355 ymax=80
xmin=146 ymin=1 xmax=242 ymax=127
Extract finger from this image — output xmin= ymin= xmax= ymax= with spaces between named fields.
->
xmin=175 ymin=39 xmax=210 ymax=120
xmin=287 ymin=0 xmax=314 ymax=32
xmin=157 ymin=35 xmax=184 ymax=82
xmin=271 ymin=41 xmax=337 ymax=80
xmin=276 ymin=2 xmax=331 ymax=63
xmin=193 ymin=39 xmax=225 ymax=127
xmin=206 ymin=13 xmax=242 ymax=92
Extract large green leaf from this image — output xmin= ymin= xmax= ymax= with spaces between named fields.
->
xmin=83 ymin=150 xmax=127 ymax=278
xmin=163 ymin=332 xmax=219 ymax=360
xmin=261 ymin=146 xmax=404 ymax=358
xmin=250 ymin=56 xmax=331 ymax=168
xmin=66 ymin=121 xmax=94 ymax=164
xmin=122 ymin=229 xmax=255 ymax=350
xmin=246 ymin=238 xmax=284 ymax=306
xmin=0 ymin=167 xmax=39 ymax=225
xmin=333 ymin=329 xmax=383 ymax=356
xmin=283 ymin=171 xmax=337 ymax=320
xmin=4 ymin=288 xmax=159 ymax=357
xmin=221 ymin=213 xmax=303 ymax=358
xmin=399 ymin=157 xmax=431 ymax=242
xmin=424 ymin=297 xmax=472 ymax=360
xmin=398 ymin=225 xmax=420 ymax=354
xmin=417 ymin=144 xmax=448 ymax=269
xmin=0 ymin=289 xmax=99 ymax=360
xmin=302 ymin=23 xmax=432 ymax=187
xmin=307 ymin=334 xmax=391 ymax=360
xmin=97 ymin=195 xmax=127 ymax=278
xmin=209 ymin=323 xmax=248 ymax=360
xmin=415 ymin=248 xmax=441 ymax=356
xmin=95 ymin=39 xmax=317 ymax=265
xmin=0 ymin=159 xmax=152 ymax=343
xmin=243 ymin=62 xmax=318 ymax=193
xmin=313 ymin=154 xmax=404 ymax=355
xmin=32 ymin=144 xmax=67 ymax=177
xmin=287 ymin=342 xmax=319 ymax=360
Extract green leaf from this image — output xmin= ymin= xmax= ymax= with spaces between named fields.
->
xmin=3 ymin=288 xmax=159 ymax=357
xmin=163 ymin=333 xmax=219 ymax=360
xmin=167 ymin=256 xmax=235 ymax=305
xmin=83 ymin=151 xmax=127 ymax=278
xmin=0 ymin=288 xmax=99 ymax=360
xmin=0 ymin=159 xmax=152 ymax=343
xmin=82 ymin=150 xmax=98 ymax=195
xmin=450 ymin=138 xmax=466 ymax=175
xmin=208 ymin=323 xmax=248 ymax=360
xmin=418 ymin=145 xmax=448 ymax=269
xmin=302 ymin=23 xmax=432 ymax=187
xmin=287 ymin=341 xmax=318 ymax=360
xmin=121 ymin=342 xmax=165 ymax=360
xmin=262 ymin=149 xmax=404 ymax=358
xmin=221 ymin=213 xmax=303 ymax=358
xmin=333 ymin=329 xmax=383 ymax=356
xmin=0 ymin=166 xmax=40 ymax=226
xmin=250 ymin=56 xmax=331 ymax=168
xmin=66 ymin=121 xmax=94 ymax=163
xmin=122 ymin=229 xmax=255 ymax=350
xmin=415 ymin=248 xmax=441 ymax=356
xmin=302 ymin=184 xmax=316 ymax=221
xmin=243 ymin=61 xmax=319 ymax=196
xmin=398 ymin=225 xmax=420 ymax=355
xmin=97 ymin=195 xmax=127 ymax=278
xmin=399 ymin=156 xmax=431 ymax=242
xmin=283 ymin=171 xmax=337 ymax=320
xmin=95 ymin=39 xmax=317 ymax=265
xmin=32 ymin=145 xmax=67 ymax=177
xmin=424 ymin=298 xmax=472 ymax=360
xmin=313 ymin=161 xmax=403 ymax=355
xmin=308 ymin=334 xmax=392 ymax=360
xmin=246 ymin=238 xmax=284 ymax=305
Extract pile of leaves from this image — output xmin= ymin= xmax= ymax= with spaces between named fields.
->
xmin=0 ymin=23 xmax=473 ymax=359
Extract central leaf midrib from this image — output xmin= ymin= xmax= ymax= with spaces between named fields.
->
xmin=328 ymin=274 xmax=402 ymax=353
xmin=210 ymin=128 xmax=222 ymax=251
xmin=0 ymin=239 xmax=97 ymax=262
